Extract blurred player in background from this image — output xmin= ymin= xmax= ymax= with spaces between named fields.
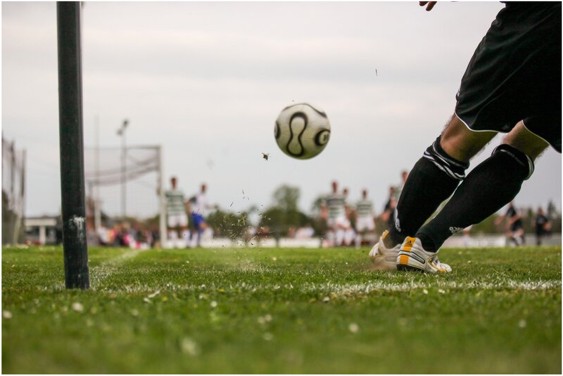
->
xmin=379 ymin=186 xmax=397 ymax=229
xmin=342 ymin=186 xmax=355 ymax=246
xmin=320 ymin=180 xmax=349 ymax=247
xmin=533 ymin=206 xmax=551 ymax=246
xmin=379 ymin=170 xmax=409 ymax=236
xmin=189 ymin=183 xmax=215 ymax=247
xmin=354 ymin=189 xmax=376 ymax=248
xmin=164 ymin=176 xmax=189 ymax=248
xmin=495 ymin=201 xmax=525 ymax=246
xmin=371 ymin=1 xmax=561 ymax=272
xmin=394 ymin=170 xmax=409 ymax=200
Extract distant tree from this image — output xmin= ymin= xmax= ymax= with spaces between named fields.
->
xmin=545 ymin=200 xmax=562 ymax=233
xmin=272 ymin=185 xmax=300 ymax=212
xmin=310 ymin=195 xmax=325 ymax=216
xmin=547 ymin=200 xmax=559 ymax=219
xmin=258 ymin=184 xmax=312 ymax=237
xmin=471 ymin=214 xmax=502 ymax=234
xmin=207 ymin=209 xmax=250 ymax=241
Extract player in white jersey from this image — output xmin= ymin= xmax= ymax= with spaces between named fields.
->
xmin=164 ymin=176 xmax=189 ymax=248
xmin=354 ymin=189 xmax=376 ymax=248
xmin=342 ymin=187 xmax=356 ymax=246
xmin=320 ymin=180 xmax=350 ymax=247
xmin=189 ymin=183 xmax=215 ymax=247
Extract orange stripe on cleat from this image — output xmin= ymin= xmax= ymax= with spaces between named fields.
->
xmin=403 ymin=237 xmax=415 ymax=251
xmin=399 ymin=255 xmax=409 ymax=265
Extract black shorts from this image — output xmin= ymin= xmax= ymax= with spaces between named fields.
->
xmin=455 ymin=2 xmax=562 ymax=153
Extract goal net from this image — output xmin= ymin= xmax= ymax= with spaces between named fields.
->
xmin=83 ymin=145 xmax=166 ymax=245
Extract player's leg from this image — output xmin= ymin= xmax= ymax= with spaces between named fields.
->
xmin=197 ymin=216 xmax=208 ymax=247
xmin=326 ymin=219 xmax=336 ymax=247
xmin=366 ymin=219 xmax=376 ymax=246
xmin=342 ymin=218 xmax=354 ymax=246
xmin=332 ymin=217 xmax=344 ymax=247
xmin=356 ymin=217 xmax=373 ymax=247
xmin=354 ymin=221 xmax=364 ymax=248
xmin=167 ymin=215 xmax=179 ymax=248
xmin=354 ymin=231 xmax=361 ymax=248
xmin=344 ymin=227 xmax=355 ymax=247
xmin=515 ymin=226 xmax=526 ymax=246
xmin=180 ymin=213 xmax=188 ymax=248
xmin=414 ymin=122 xmax=547 ymax=254
xmin=386 ymin=115 xmax=495 ymax=247
xmin=181 ymin=227 xmax=190 ymax=248
xmin=195 ymin=217 xmax=208 ymax=247
xmin=335 ymin=227 xmax=345 ymax=247
xmin=371 ymin=116 xmax=493 ymax=270
xmin=397 ymin=3 xmax=560 ymax=271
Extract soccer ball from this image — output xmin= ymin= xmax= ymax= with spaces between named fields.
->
xmin=274 ymin=103 xmax=331 ymax=160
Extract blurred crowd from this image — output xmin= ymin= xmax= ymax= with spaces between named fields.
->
xmin=82 ymin=171 xmax=557 ymax=249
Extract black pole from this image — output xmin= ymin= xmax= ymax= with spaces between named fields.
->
xmin=57 ymin=2 xmax=89 ymax=289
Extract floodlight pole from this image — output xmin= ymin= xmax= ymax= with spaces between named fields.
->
xmin=57 ymin=2 xmax=90 ymax=289
xmin=117 ymin=119 xmax=129 ymax=219
xmin=94 ymin=115 xmax=101 ymax=232
xmin=157 ymin=146 xmax=167 ymax=248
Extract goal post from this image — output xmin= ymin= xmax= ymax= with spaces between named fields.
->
xmin=57 ymin=2 xmax=89 ymax=289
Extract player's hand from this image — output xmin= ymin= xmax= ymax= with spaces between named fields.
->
xmin=419 ymin=1 xmax=437 ymax=11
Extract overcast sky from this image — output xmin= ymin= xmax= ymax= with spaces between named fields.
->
xmin=3 ymin=1 xmax=561 ymax=221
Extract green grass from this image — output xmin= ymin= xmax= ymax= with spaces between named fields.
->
xmin=2 ymin=245 xmax=561 ymax=374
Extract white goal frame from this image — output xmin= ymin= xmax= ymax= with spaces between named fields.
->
xmin=84 ymin=144 xmax=167 ymax=247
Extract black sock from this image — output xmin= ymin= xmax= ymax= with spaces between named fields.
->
xmin=417 ymin=144 xmax=533 ymax=251
xmin=389 ymin=137 xmax=468 ymax=245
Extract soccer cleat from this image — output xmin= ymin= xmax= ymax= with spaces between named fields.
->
xmin=368 ymin=230 xmax=401 ymax=271
xmin=396 ymin=236 xmax=452 ymax=273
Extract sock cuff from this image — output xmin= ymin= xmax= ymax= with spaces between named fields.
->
xmin=492 ymin=144 xmax=535 ymax=180
xmin=423 ymin=136 xmax=469 ymax=181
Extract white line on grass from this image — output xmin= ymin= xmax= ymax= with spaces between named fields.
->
xmin=299 ymin=280 xmax=561 ymax=295
xmin=90 ymin=248 xmax=149 ymax=287
xmin=94 ymin=279 xmax=561 ymax=295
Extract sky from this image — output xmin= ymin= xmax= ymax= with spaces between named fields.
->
xmin=3 ymin=1 xmax=561 ymax=222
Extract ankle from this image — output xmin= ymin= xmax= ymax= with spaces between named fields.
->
xmin=386 ymin=230 xmax=404 ymax=248
xmin=417 ymin=233 xmax=438 ymax=252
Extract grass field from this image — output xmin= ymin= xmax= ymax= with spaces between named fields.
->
xmin=2 ymin=244 xmax=561 ymax=374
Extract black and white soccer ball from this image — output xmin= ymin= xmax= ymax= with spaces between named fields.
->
xmin=274 ymin=103 xmax=331 ymax=160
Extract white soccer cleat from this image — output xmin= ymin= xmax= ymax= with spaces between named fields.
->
xmin=369 ymin=230 xmax=401 ymax=271
xmin=396 ymin=236 xmax=452 ymax=273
